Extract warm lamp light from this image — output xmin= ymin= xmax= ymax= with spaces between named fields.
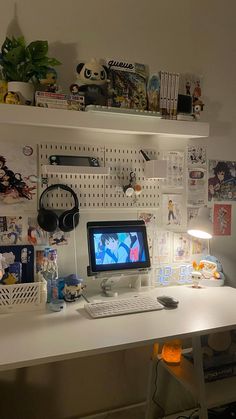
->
xmin=161 ymin=339 xmax=182 ymax=365
xmin=187 ymin=207 xmax=213 ymax=239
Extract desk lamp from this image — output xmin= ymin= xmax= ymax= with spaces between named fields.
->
xmin=187 ymin=207 xmax=212 ymax=240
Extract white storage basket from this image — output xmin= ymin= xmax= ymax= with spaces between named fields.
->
xmin=0 ymin=276 xmax=47 ymax=313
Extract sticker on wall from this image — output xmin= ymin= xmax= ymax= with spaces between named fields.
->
xmin=187 ymin=145 xmax=206 ymax=166
xmin=162 ymin=151 xmax=184 ymax=188
xmin=213 ymin=204 xmax=232 ymax=236
xmin=49 ymin=229 xmax=70 ymax=246
xmin=162 ymin=194 xmax=183 ymax=227
xmin=173 ymin=233 xmax=191 ymax=262
xmin=208 ymin=160 xmax=236 ymax=202
xmin=0 ymin=215 xmax=25 ymax=245
xmin=0 ymin=143 xmax=37 ymax=211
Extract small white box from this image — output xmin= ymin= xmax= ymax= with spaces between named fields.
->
xmin=144 ymin=160 xmax=167 ymax=179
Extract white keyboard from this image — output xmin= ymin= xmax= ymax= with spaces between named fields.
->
xmin=84 ymin=295 xmax=164 ymax=318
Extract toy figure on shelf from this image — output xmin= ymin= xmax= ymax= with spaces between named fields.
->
xmin=193 ymin=99 xmax=204 ymax=119
xmin=191 ymin=260 xmax=204 ymax=288
xmin=38 ymin=67 xmax=60 ymax=93
xmin=70 ymin=58 xmax=108 ymax=106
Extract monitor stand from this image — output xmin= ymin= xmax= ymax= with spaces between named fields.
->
xmin=100 ymin=270 xmax=151 ymax=297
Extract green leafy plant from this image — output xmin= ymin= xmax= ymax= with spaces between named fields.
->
xmin=0 ymin=36 xmax=61 ymax=82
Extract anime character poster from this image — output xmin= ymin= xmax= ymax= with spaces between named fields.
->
xmin=173 ymin=233 xmax=191 ymax=262
xmin=191 ymin=238 xmax=209 ymax=255
xmin=0 ymin=216 xmax=25 ymax=245
xmin=162 ymin=194 xmax=183 ymax=227
xmin=213 ymin=204 xmax=232 ymax=236
xmin=0 ymin=144 xmax=37 ymax=211
xmin=208 ymin=160 xmax=236 ymax=201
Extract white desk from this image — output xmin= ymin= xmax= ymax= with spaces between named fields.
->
xmin=1 ymin=285 xmax=236 ymax=418
xmin=1 ymin=285 xmax=236 ymax=372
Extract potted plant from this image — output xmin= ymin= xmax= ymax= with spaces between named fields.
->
xmin=0 ymin=36 xmax=60 ymax=105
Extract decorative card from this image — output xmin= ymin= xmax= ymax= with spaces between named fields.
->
xmin=162 ymin=194 xmax=183 ymax=227
xmin=213 ymin=204 xmax=232 ymax=236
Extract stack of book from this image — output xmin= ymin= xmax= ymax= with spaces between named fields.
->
xmin=159 ymin=71 xmax=180 ymax=119
xmin=184 ymin=351 xmax=236 ymax=383
xmin=35 ymin=91 xmax=85 ymax=111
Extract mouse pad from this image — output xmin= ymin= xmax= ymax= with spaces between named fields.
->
xmin=0 ymin=245 xmax=34 ymax=283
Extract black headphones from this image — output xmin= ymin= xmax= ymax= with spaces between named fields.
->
xmin=37 ymin=184 xmax=80 ymax=233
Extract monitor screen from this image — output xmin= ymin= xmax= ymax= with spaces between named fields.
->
xmin=87 ymin=220 xmax=151 ymax=275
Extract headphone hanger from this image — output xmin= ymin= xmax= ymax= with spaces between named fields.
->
xmin=38 ymin=183 xmax=80 ymax=233
xmin=39 ymin=183 xmax=79 ymax=210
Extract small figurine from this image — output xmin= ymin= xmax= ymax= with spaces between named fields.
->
xmin=191 ymin=260 xmax=204 ymax=288
xmin=4 ymin=91 xmax=20 ymax=105
xmin=72 ymin=58 xmax=108 ymax=106
xmin=38 ymin=67 xmax=59 ymax=93
xmin=193 ymin=99 xmax=204 ymax=119
xmin=62 ymin=274 xmax=84 ymax=302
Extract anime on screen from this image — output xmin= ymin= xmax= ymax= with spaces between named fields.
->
xmin=87 ymin=220 xmax=151 ymax=274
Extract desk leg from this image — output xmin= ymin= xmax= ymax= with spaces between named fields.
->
xmin=145 ymin=343 xmax=159 ymax=419
xmin=192 ymin=336 xmax=208 ymax=419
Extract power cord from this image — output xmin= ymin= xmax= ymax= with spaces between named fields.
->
xmin=152 ymin=358 xmax=165 ymax=418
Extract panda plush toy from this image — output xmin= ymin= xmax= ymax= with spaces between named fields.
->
xmin=71 ymin=58 xmax=108 ymax=106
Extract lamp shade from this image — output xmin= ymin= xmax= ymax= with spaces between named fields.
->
xmin=187 ymin=207 xmax=213 ymax=239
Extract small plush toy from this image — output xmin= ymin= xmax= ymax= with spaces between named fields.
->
xmin=201 ymin=255 xmax=225 ymax=281
xmin=71 ymin=58 xmax=108 ymax=106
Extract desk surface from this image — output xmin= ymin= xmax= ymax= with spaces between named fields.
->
xmin=1 ymin=285 xmax=236 ymax=372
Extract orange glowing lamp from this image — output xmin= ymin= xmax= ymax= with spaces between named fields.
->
xmin=161 ymin=339 xmax=182 ymax=365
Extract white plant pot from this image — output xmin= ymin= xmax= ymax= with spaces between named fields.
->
xmin=8 ymin=81 xmax=35 ymax=105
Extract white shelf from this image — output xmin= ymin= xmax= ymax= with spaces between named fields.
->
xmin=41 ymin=164 xmax=110 ymax=176
xmin=162 ymin=358 xmax=236 ymax=409
xmin=0 ymin=104 xmax=209 ymax=138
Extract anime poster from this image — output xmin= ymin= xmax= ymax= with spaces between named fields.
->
xmin=153 ymin=230 xmax=171 ymax=265
xmin=188 ymin=145 xmax=207 ymax=166
xmin=208 ymin=160 xmax=236 ymax=201
xmin=173 ymin=233 xmax=191 ymax=262
xmin=27 ymin=217 xmax=48 ymax=246
xmin=213 ymin=204 xmax=232 ymax=236
xmin=191 ymin=238 xmax=209 ymax=255
xmin=162 ymin=151 xmax=185 ymax=188
xmin=0 ymin=216 xmax=25 ymax=245
xmin=162 ymin=194 xmax=183 ymax=227
xmin=0 ymin=144 xmax=37 ymax=210
xmin=49 ymin=229 xmax=70 ymax=246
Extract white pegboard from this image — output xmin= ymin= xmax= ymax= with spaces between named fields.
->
xmin=39 ymin=143 xmax=105 ymax=209
xmin=104 ymin=146 xmax=160 ymax=208
xmin=39 ymin=143 xmax=160 ymax=209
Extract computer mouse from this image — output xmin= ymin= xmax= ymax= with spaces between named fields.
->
xmin=157 ymin=295 xmax=179 ymax=308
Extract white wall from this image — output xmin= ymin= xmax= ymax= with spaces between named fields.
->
xmin=0 ymin=1 xmax=236 ymax=418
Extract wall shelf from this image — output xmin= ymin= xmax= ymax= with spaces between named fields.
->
xmin=41 ymin=164 xmax=110 ymax=176
xmin=0 ymin=104 xmax=209 ymax=138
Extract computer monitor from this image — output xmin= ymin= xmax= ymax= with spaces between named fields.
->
xmin=87 ymin=220 xmax=151 ymax=275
